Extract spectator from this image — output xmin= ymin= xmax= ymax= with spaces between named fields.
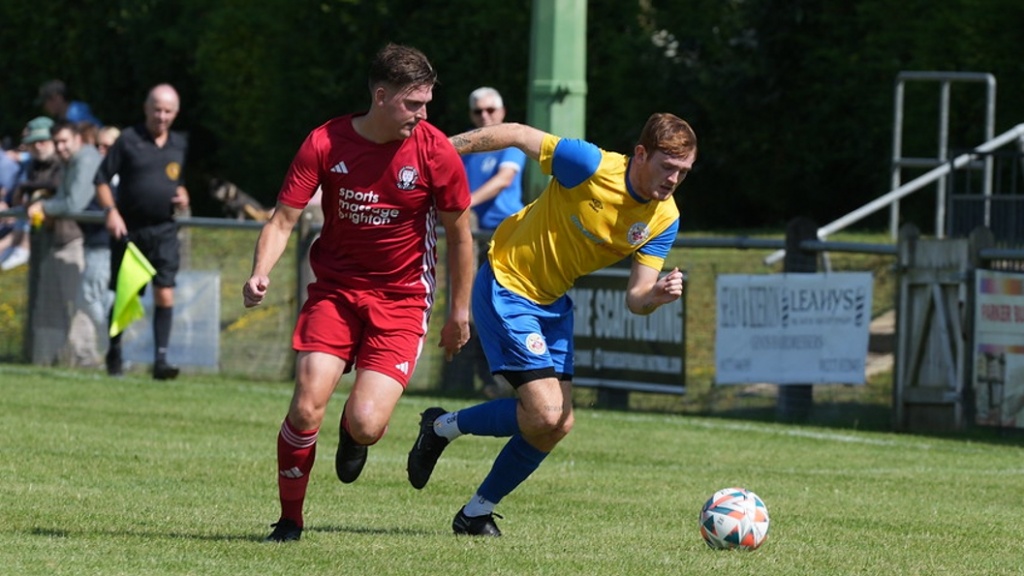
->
xmin=242 ymin=43 xmax=473 ymax=543
xmin=1 ymin=117 xmax=64 ymax=271
xmin=455 ymin=86 xmax=527 ymax=398
xmin=463 ymin=87 xmax=526 ymax=232
xmin=96 ymin=126 xmax=121 ymax=156
xmin=94 ymin=84 xmax=189 ymax=380
xmin=26 ymin=120 xmax=103 ymax=366
xmin=78 ymin=126 xmax=121 ymax=352
xmin=0 ymin=145 xmax=25 ymax=246
xmin=77 ymin=121 xmax=100 ymax=147
xmin=36 ymin=79 xmax=102 ymax=126
xmin=407 ymin=113 xmax=695 ymax=536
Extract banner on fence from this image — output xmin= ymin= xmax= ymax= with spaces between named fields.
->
xmin=123 ymin=270 xmax=221 ymax=370
xmin=568 ymin=263 xmax=686 ymax=394
xmin=715 ymin=273 xmax=873 ymax=384
xmin=973 ymin=270 xmax=1024 ymax=428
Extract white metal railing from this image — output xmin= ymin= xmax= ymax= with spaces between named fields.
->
xmin=890 ymin=72 xmax=997 ymax=238
xmin=764 ymin=122 xmax=1024 ymax=265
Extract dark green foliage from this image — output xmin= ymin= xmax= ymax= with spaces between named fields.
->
xmin=0 ymin=0 xmax=1021 ymax=228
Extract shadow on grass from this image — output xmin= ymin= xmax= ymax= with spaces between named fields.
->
xmin=308 ymin=524 xmax=433 ymax=537
xmin=28 ymin=522 xmax=434 ymax=543
xmin=29 ymin=525 xmax=259 ymax=543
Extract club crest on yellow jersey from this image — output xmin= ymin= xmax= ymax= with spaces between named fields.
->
xmin=627 ymin=222 xmax=650 ymax=245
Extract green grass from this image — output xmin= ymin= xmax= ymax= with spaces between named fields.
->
xmin=3 ymin=365 xmax=1022 ymax=575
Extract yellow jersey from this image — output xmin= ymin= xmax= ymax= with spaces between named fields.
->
xmin=488 ymin=134 xmax=680 ymax=304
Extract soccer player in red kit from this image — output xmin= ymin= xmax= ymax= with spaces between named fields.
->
xmin=243 ymin=43 xmax=474 ymax=543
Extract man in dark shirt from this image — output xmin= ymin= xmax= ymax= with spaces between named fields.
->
xmin=94 ymin=84 xmax=190 ymax=380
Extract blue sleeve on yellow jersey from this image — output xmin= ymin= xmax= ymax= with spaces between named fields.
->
xmin=551 ymin=139 xmax=602 ymax=188
xmin=638 ymin=219 xmax=679 ymax=260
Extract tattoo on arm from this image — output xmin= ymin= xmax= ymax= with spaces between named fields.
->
xmin=449 ymin=132 xmax=474 ymax=152
xmin=450 ymin=127 xmax=500 ymax=154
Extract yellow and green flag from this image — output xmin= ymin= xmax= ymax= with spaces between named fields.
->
xmin=109 ymin=241 xmax=156 ymax=337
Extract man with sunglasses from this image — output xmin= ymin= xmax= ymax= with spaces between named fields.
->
xmin=454 ymin=87 xmax=527 ymax=398
xmin=463 ymin=87 xmax=526 ymax=236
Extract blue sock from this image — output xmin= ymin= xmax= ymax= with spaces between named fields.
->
xmin=477 ymin=434 xmax=548 ymax=504
xmin=455 ymin=398 xmax=519 ymax=437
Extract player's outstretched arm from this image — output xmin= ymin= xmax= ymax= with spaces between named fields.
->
xmin=243 ymin=203 xmax=303 ymax=308
xmin=449 ymin=123 xmax=546 ymax=161
xmin=625 ymin=261 xmax=685 ymax=315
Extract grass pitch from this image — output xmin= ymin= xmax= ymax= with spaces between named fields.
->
xmin=2 ymin=364 xmax=1022 ymax=575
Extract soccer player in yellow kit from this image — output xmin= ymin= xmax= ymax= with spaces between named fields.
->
xmin=407 ymin=113 xmax=695 ymax=536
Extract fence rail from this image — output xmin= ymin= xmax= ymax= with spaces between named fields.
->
xmin=15 ymin=210 xmax=1023 ymax=430
xmin=762 ymin=122 xmax=1024 ymax=265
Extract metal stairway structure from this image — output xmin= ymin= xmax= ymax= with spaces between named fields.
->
xmin=765 ymin=71 xmax=1024 ymax=266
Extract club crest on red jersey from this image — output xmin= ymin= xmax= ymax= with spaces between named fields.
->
xmin=396 ymin=165 xmax=419 ymax=190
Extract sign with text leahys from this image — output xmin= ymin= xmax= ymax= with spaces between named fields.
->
xmin=973 ymin=270 xmax=1024 ymax=428
xmin=568 ymin=262 xmax=686 ymax=394
xmin=715 ymin=273 xmax=873 ymax=384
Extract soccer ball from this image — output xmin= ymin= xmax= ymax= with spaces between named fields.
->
xmin=699 ymin=487 xmax=770 ymax=550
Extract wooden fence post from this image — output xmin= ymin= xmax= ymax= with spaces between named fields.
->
xmin=777 ymin=217 xmax=818 ymax=422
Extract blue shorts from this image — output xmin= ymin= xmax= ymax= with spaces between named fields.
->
xmin=472 ymin=260 xmax=574 ymax=382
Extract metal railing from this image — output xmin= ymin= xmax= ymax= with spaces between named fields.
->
xmin=763 ymin=122 xmax=1024 ymax=265
xmin=672 ymin=235 xmax=897 ymax=255
xmin=890 ymin=71 xmax=996 ymax=238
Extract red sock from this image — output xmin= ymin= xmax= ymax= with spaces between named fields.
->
xmin=276 ymin=418 xmax=319 ymax=527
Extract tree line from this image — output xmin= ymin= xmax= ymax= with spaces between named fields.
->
xmin=2 ymin=0 xmax=1021 ymax=230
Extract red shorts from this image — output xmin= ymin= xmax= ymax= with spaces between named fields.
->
xmin=292 ymin=281 xmax=431 ymax=387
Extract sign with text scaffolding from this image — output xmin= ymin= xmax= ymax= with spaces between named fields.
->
xmin=569 ymin=264 xmax=686 ymax=394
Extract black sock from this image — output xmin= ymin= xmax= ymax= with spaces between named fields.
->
xmin=154 ymin=305 xmax=173 ymax=363
xmin=109 ymin=315 xmax=122 ymax=356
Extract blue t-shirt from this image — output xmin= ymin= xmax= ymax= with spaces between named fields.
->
xmin=0 ymin=151 xmax=22 ymax=204
xmin=462 ymin=147 xmax=527 ymax=231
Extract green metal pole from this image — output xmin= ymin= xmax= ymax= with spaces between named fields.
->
xmin=525 ymin=0 xmax=588 ymax=202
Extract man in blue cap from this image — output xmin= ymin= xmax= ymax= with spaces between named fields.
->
xmin=37 ymin=80 xmax=102 ymax=126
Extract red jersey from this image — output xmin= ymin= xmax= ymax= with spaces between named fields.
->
xmin=278 ymin=114 xmax=470 ymax=295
